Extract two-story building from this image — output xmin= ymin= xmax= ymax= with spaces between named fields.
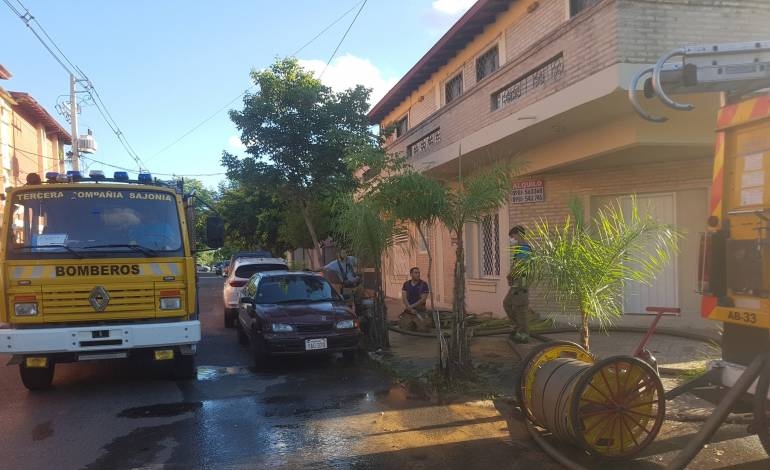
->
xmin=1 ymin=65 xmax=70 ymax=188
xmin=1 ymin=64 xmax=70 ymax=229
xmin=369 ymin=0 xmax=770 ymax=332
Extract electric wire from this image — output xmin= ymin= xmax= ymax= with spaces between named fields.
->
xmin=291 ymin=0 xmax=365 ymax=57
xmin=147 ymin=0 xmax=367 ymax=161
xmin=4 ymin=0 xmax=149 ymax=173
xmin=320 ymin=0 xmax=368 ymax=79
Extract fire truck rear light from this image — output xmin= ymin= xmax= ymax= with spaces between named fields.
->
xmin=25 ymin=357 xmax=48 ymax=368
xmin=707 ymin=215 xmax=719 ymax=227
xmin=45 ymin=172 xmax=59 ymax=182
xmin=67 ymin=170 xmax=83 ymax=181
xmin=114 ymin=171 xmax=129 ymax=181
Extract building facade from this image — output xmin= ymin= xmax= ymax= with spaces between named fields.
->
xmin=368 ymin=0 xmax=770 ymax=332
xmin=1 ymin=65 xmax=71 ymax=229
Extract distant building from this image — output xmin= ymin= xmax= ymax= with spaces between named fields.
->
xmin=369 ymin=0 xmax=770 ymax=332
xmin=0 ymin=64 xmax=71 ymax=228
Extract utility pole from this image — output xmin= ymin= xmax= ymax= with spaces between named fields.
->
xmin=69 ymin=73 xmax=79 ymax=171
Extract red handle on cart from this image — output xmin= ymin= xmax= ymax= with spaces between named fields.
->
xmin=633 ymin=307 xmax=681 ymax=357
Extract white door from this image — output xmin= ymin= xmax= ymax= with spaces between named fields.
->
xmin=621 ymin=193 xmax=678 ymax=314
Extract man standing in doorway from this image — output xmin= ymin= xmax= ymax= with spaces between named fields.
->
xmin=400 ymin=267 xmax=431 ymax=332
xmin=504 ymin=225 xmax=531 ymax=343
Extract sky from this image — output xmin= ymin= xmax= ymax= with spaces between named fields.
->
xmin=1 ymin=0 xmax=476 ymax=189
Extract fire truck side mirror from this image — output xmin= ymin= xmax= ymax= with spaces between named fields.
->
xmin=206 ymin=216 xmax=224 ymax=249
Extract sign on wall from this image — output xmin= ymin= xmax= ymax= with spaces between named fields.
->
xmin=511 ymin=180 xmax=544 ymax=204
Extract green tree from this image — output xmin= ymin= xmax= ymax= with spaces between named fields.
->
xmin=224 ymin=57 xmax=376 ymax=268
xmin=216 ymin=177 xmax=288 ymax=255
xmin=376 ymin=159 xmax=515 ymax=380
xmin=332 ymin=195 xmax=400 ymax=350
xmin=512 ymin=198 xmax=680 ymax=350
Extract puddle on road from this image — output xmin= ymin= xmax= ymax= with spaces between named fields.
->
xmin=195 ymin=365 xmax=252 ymax=381
xmin=118 ymin=402 xmax=202 ymax=418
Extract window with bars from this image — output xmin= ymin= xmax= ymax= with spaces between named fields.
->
xmin=444 ymin=73 xmax=463 ymax=104
xmin=570 ymin=0 xmax=599 ymax=16
xmin=395 ymin=115 xmax=408 ymax=138
xmin=479 ymin=214 xmax=500 ymax=277
xmin=476 ymin=45 xmax=499 ymax=82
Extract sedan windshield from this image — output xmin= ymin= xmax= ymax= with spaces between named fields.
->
xmin=256 ymin=275 xmax=337 ymax=304
xmin=6 ymin=188 xmax=183 ymax=259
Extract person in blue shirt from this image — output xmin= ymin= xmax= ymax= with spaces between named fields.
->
xmin=504 ymin=225 xmax=532 ymax=343
xmin=400 ymin=267 xmax=431 ymax=332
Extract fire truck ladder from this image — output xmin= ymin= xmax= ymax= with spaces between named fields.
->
xmin=629 ymin=40 xmax=770 ymax=122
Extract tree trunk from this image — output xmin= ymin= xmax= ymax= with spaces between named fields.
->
xmin=448 ymin=230 xmax=472 ymax=380
xmin=417 ymin=223 xmax=446 ymax=370
xmin=580 ymin=310 xmax=590 ymax=351
xmin=367 ymin=265 xmax=389 ymax=350
xmin=298 ymin=198 xmax=322 ymax=270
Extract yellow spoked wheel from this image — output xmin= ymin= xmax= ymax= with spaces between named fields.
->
xmin=515 ymin=341 xmax=594 ymax=426
xmin=570 ymin=356 xmax=665 ymax=459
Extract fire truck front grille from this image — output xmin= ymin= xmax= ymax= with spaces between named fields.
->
xmin=42 ymin=283 xmax=156 ymax=316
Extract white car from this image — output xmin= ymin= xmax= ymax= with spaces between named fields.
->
xmin=223 ymin=256 xmax=288 ymax=328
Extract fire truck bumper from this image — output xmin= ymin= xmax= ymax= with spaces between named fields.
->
xmin=0 ymin=321 xmax=200 ymax=354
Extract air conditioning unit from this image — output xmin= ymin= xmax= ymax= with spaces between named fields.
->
xmin=78 ymin=129 xmax=97 ymax=154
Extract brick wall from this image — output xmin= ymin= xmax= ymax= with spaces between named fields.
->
xmin=386 ymin=0 xmax=620 ymax=159
xmin=504 ymin=0 xmax=568 ymax=61
xmin=617 ymin=0 xmax=770 ymax=63
xmin=382 ymin=0 xmax=770 ymax=162
xmin=509 ymin=157 xmax=712 ymax=316
xmin=410 ymin=85 xmax=436 ymax=126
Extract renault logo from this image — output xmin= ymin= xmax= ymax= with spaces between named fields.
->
xmin=89 ymin=286 xmax=110 ymax=312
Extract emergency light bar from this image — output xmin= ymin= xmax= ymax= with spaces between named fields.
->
xmin=28 ymin=171 xmax=159 ymax=186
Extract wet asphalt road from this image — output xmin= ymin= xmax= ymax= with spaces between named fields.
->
xmin=0 ymin=275 xmax=768 ymax=469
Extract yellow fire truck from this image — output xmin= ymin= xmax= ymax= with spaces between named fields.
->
xmin=0 ymin=170 xmax=223 ymax=390
xmin=631 ymin=40 xmax=770 ymax=455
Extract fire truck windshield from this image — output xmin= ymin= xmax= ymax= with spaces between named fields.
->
xmin=6 ymin=188 xmax=183 ymax=259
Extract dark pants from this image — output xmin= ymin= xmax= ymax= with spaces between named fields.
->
xmin=503 ymin=287 xmax=529 ymax=334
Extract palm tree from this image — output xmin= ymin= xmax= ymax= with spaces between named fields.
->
xmin=333 ymin=195 xmax=396 ymax=350
xmin=378 ymin=164 xmax=515 ymax=380
xmin=513 ymin=198 xmax=680 ymax=350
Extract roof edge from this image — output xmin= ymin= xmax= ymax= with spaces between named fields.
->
xmin=367 ymin=0 xmax=514 ymax=124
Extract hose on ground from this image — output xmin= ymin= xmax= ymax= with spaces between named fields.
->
xmin=388 ymin=323 xmax=720 ymax=346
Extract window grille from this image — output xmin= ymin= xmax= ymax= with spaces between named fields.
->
xmin=445 ymin=73 xmax=463 ymax=104
xmin=395 ymin=116 xmax=408 ymax=138
xmin=480 ymin=214 xmax=500 ymax=277
xmin=570 ymin=0 xmax=599 ymax=16
xmin=476 ymin=46 xmax=499 ymax=82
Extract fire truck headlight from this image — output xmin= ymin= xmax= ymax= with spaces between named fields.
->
xmin=160 ymin=297 xmax=181 ymax=310
xmin=14 ymin=302 xmax=39 ymax=316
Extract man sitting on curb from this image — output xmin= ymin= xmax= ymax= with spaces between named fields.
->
xmin=399 ymin=267 xmax=431 ymax=332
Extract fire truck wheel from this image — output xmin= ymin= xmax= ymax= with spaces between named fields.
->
xmin=19 ymin=362 xmax=55 ymax=391
xmin=172 ymin=354 xmax=196 ymax=381
xmin=754 ymin=358 xmax=770 ymax=456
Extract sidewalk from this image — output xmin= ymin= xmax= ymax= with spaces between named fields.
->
xmin=379 ymin=297 xmax=720 ymax=390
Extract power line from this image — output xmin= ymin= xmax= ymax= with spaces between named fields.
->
xmin=320 ymin=0 xmax=368 ymax=79
xmin=4 ymin=0 xmax=149 ymax=173
xmin=291 ymin=0 xmax=365 ymax=56
xmin=145 ymin=89 xmax=252 ymax=162
xmin=146 ymin=0 xmax=366 ymax=161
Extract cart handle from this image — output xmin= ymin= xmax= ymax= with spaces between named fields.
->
xmin=633 ymin=307 xmax=681 ymax=357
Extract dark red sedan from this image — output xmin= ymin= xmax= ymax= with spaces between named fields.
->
xmin=235 ymin=271 xmax=361 ymax=366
